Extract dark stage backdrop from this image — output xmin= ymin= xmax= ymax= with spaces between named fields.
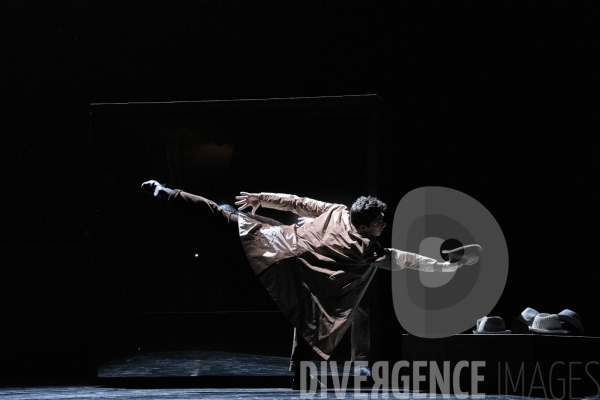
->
xmin=1 ymin=0 xmax=597 ymax=385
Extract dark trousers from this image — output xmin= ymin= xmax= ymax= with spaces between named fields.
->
xmin=290 ymin=301 xmax=370 ymax=371
xmin=168 ymin=189 xmax=239 ymax=224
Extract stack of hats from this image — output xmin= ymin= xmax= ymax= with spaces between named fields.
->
xmin=510 ymin=307 xmax=584 ymax=335
xmin=473 ymin=308 xmax=584 ymax=335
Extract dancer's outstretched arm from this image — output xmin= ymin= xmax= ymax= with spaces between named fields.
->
xmin=236 ymin=192 xmax=339 ymax=218
xmin=141 ymin=180 xmax=234 ymax=222
xmin=375 ymin=249 xmax=457 ymax=272
xmin=375 ymin=245 xmax=482 ymax=272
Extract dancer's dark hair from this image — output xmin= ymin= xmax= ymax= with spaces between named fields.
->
xmin=350 ymin=196 xmax=387 ymax=228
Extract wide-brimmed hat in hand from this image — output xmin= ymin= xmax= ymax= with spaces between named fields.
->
xmin=473 ymin=316 xmax=511 ymax=334
xmin=529 ymin=313 xmax=568 ymax=334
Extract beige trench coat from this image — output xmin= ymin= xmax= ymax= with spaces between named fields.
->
xmin=238 ymin=193 xmax=442 ymax=360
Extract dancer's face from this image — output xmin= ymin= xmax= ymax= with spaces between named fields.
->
xmin=359 ymin=213 xmax=386 ymax=237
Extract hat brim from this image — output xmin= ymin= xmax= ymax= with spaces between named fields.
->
xmin=473 ymin=330 xmax=511 ymax=334
xmin=558 ymin=315 xmax=584 ymax=334
xmin=529 ymin=327 xmax=568 ymax=334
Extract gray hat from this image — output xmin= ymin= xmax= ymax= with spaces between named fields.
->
xmin=557 ymin=309 xmax=584 ymax=334
xmin=473 ymin=316 xmax=511 ymax=334
xmin=513 ymin=307 xmax=539 ymax=327
xmin=529 ymin=313 xmax=568 ymax=334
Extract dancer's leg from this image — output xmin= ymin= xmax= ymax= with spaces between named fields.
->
xmin=290 ymin=327 xmax=313 ymax=372
xmin=141 ymin=180 xmax=239 ymax=225
xmin=290 ymin=328 xmax=326 ymax=390
xmin=168 ymin=189 xmax=239 ymax=225
xmin=142 ymin=180 xmax=284 ymax=228
xmin=351 ymin=302 xmax=370 ymax=375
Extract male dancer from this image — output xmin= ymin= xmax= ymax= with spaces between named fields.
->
xmin=141 ymin=180 xmax=481 ymax=389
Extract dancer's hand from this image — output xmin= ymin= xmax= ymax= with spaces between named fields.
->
xmin=298 ymin=217 xmax=314 ymax=227
xmin=235 ymin=192 xmax=260 ymax=214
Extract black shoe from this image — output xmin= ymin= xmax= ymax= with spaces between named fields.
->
xmin=141 ymin=180 xmax=172 ymax=200
xmin=291 ymin=377 xmax=300 ymax=391
xmin=442 ymin=244 xmax=482 ymax=266
xmin=219 ymin=204 xmax=247 ymax=216
xmin=353 ymin=365 xmax=371 ymax=377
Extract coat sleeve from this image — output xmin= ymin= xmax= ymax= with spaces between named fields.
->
xmin=375 ymin=248 xmax=448 ymax=272
xmin=259 ymin=192 xmax=339 ymax=218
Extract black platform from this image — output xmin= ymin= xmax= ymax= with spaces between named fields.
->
xmin=402 ymin=334 xmax=600 ymax=399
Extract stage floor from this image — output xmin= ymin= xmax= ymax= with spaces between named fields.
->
xmin=87 ymin=351 xmax=577 ymax=398
xmin=0 ymin=386 xmax=558 ymax=399
xmin=98 ymin=350 xmax=294 ymax=377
